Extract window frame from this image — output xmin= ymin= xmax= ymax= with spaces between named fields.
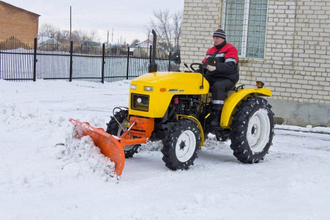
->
xmin=221 ymin=0 xmax=269 ymax=59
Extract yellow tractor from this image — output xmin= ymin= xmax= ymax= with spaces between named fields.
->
xmin=70 ymin=31 xmax=274 ymax=176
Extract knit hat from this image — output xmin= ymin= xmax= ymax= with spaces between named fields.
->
xmin=213 ymin=29 xmax=226 ymax=39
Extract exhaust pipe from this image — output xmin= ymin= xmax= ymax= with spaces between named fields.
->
xmin=149 ymin=30 xmax=158 ymax=73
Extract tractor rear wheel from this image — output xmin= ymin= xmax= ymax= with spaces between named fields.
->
xmin=106 ymin=109 xmax=139 ymax=158
xmin=161 ymin=119 xmax=201 ymax=170
xmin=230 ymin=97 xmax=274 ymax=163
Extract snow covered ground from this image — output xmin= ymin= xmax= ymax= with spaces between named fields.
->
xmin=1 ymin=79 xmax=330 ymax=220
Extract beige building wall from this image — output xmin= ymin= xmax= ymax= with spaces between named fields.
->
xmin=0 ymin=1 xmax=39 ymax=44
xmin=181 ymin=0 xmax=330 ymax=126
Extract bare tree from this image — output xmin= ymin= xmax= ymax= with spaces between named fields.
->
xmin=39 ymin=23 xmax=99 ymax=44
xmin=151 ymin=9 xmax=172 ymax=51
xmin=172 ymin=11 xmax=182 ymax=52
xmin=149 ymin=10 xmax=182 ymax=52
xmin=130 ymin=39 xmax=140 ymax=47
xmin=39 ymin=24 xmax=59 ymax=38
xmin=71 ymin=30 xmax=89 ymax=44
xmin=55 ymin=30 xmax=70 ymax=44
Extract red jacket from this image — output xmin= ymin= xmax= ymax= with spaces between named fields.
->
xmin=202 ymin=41 xmax=239 ymax=82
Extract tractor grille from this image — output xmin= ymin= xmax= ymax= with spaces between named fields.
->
xmin=131 ymin=93 xmax=149 ymax=112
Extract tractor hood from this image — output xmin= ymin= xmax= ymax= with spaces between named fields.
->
xmin=130 ymin=71 xmax=209 ymax=94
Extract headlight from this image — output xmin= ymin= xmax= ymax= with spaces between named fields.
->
xmin=131 ymin=93 xmax=149 ymax=112
xmin=144 ymin=86 xmax=153 ymax=91
xmin=130 ymin=84 xmax=137 ymax=90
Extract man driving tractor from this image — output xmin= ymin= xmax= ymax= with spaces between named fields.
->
xmin=202 ymin=29 xmax=239 ymax=126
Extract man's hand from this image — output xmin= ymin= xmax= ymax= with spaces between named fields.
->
xmin=206 ymin=65 xmax=216 ymax=72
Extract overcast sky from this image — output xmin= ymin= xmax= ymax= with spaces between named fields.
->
xmin=7 ymin=0 xmax=184 ymax=44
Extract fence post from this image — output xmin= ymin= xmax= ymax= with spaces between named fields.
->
xmin=69 ymin=41 xmax=73 ymax=82
xmin=33 ymin=38 xmax=37 ymax=81
xmin=126 ymin=46 xmax=130 ymax=80
xmin=101 ymin=43 xmax=105 ymax=83
xmin=168 ymin=52 xmax=172 ymax=72
xmin=149 ymin=45 xmax=152 ymax=64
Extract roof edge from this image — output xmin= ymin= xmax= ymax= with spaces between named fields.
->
xmin=0 ymin=1 xmax=40 ymax=17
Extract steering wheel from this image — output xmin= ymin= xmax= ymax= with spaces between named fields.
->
xmin=190 ymin=63 xmax=204 ymax=73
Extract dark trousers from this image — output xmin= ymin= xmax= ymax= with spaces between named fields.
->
xmin=205 ymin=76 xmax=237 ymax=111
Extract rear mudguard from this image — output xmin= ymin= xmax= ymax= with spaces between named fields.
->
xmin=221 ymin=88 xmax=272 ymax=129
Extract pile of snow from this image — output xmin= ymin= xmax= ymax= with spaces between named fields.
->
xmin=1 ymin=79 xmax=330 ymax=220
xmin=60 ymin=131 xmax=116 ymax=182
xmin=276 ymin=124 xmax=330 ymax=134
xmin=0 ymin=80 xmax=126 ymax=194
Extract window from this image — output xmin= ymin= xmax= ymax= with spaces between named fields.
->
xmin=222 ymin=0 xmax=268 ymax=59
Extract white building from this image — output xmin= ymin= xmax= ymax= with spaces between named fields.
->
xmin=180 ymin=0 xmax=330 ymax=126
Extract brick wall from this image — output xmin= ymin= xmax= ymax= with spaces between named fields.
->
xmin=0 ymin=2 xmax=39 ymax=44
xmin=181 ymin=0 xmax=220 ymax=64
xmin=181 ymin=0 xmax=330 ymax=126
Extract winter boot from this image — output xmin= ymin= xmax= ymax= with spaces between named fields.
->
xmin=210 ymin=103 xmax=223 ymax=126
xmin=210 ymin=110 xmax=221 ymax=126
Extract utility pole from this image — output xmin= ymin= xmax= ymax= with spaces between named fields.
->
xmin=112 ymin=28 xmax=114 ymax=43
xmin=107 ymin=30 xmax=109 ymax=46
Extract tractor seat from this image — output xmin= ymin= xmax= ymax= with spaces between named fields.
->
xmin=232 ymin=84 xmax=245 ymax=92
xmin=227 ymin=84 xmax=245 ymax=97
xmin=207 ymin=84 xmax=245 ymax=101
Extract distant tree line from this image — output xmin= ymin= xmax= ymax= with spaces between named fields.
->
xmin=39 ymin=24 xmax=99 ymax=45
xmin=39 ymin=9 xmax=182 ymax=53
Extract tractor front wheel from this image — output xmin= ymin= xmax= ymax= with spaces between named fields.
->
xmin=106 ymin=109 xmax=139 ymax=158
xmin=161 ymin=119 xmax=201 ymax=170
xmin=230 ymin=97 xmax=274 ymax=163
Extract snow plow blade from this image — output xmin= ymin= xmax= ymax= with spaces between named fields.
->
xmin=69 ymin=118 xmax=125 ymax=176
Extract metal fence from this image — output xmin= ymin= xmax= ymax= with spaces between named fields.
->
xmin=0 ymin=38 xmax=179 ymax=82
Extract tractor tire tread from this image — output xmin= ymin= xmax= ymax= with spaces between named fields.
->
xmin=229 ymin=97 xmax=274 ymax=163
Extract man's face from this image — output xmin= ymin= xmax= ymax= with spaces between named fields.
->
xmin=213 ymin=37 xmax=225 ymax=46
